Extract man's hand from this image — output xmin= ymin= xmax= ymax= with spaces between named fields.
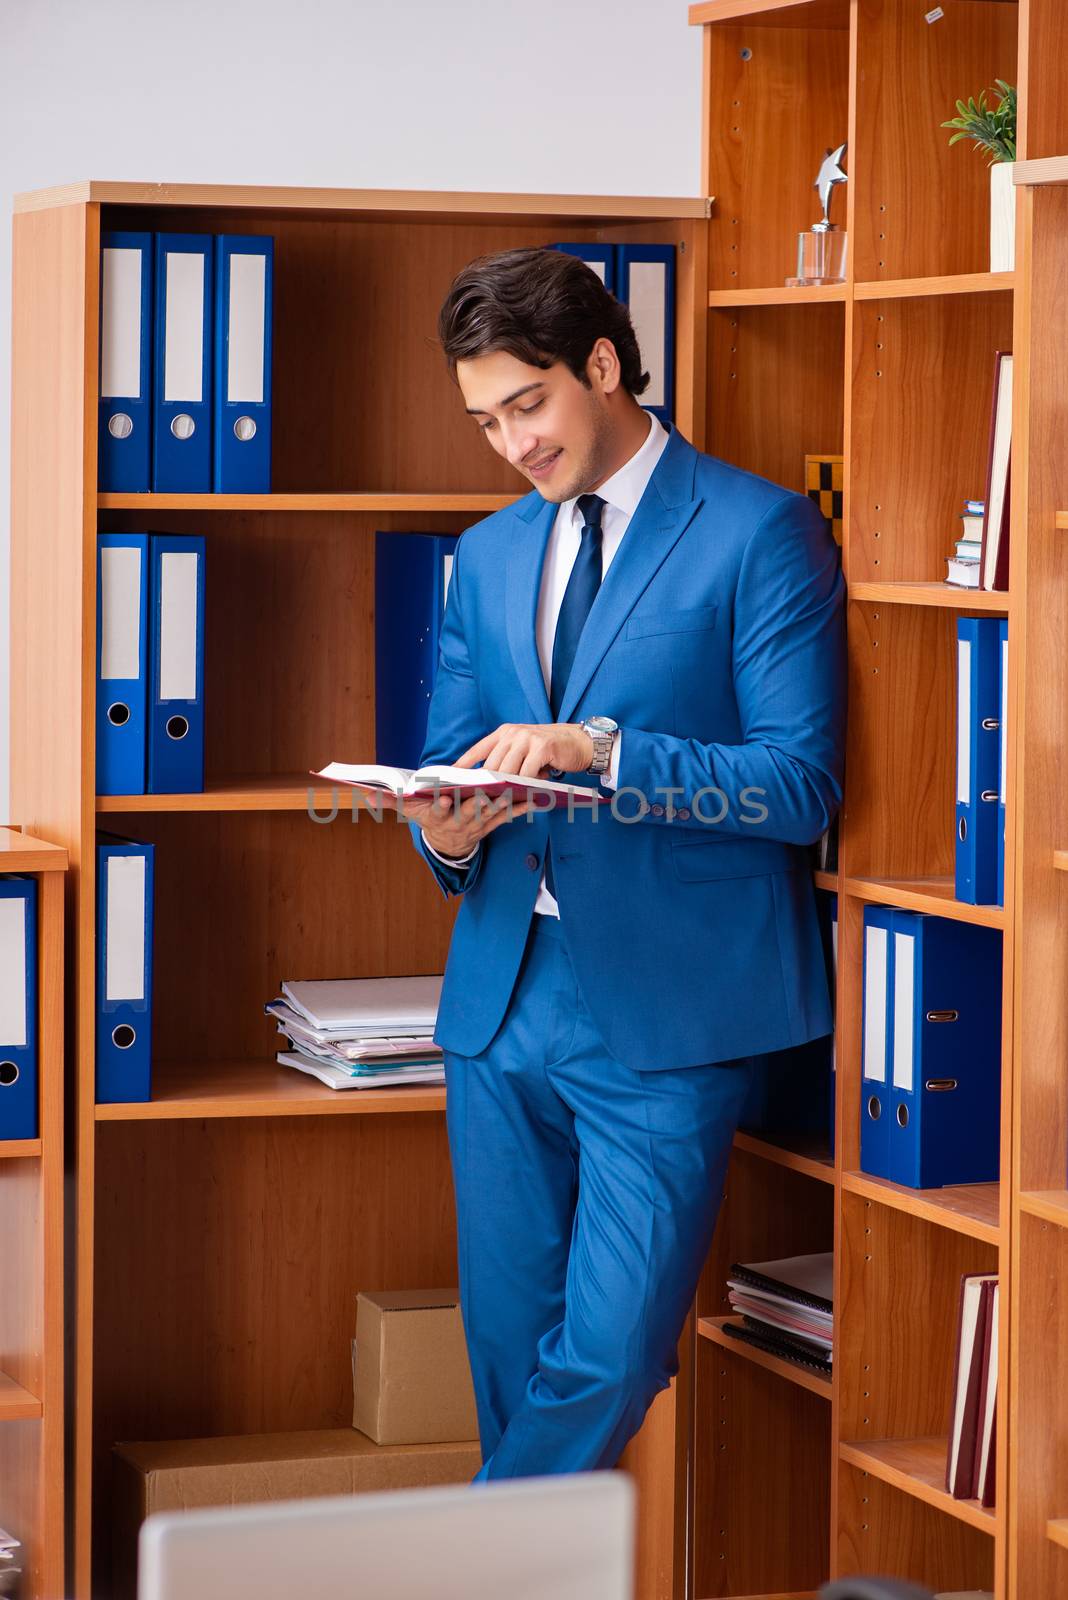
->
xmin=405 ymin=788 xmax=536 ymax=860
xmin=454 ymin=722 xmax=595 ymax=779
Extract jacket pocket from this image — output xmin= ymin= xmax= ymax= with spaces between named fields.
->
xmin=625 ymin=603 xmax=718 ymax=640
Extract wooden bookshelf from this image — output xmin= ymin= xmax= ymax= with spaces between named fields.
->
xmin=0 ymin=827 xmax=67 ymax=1600
xmin=9 ymin=182 xmax=710 ymax=1600
xmin=687 ymin=1 xmax=1065 ymax=1597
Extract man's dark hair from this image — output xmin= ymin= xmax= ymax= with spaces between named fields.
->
xmin=437 ymin=246 xmax=650 ymax=400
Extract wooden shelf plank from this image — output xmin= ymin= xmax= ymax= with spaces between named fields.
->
xmin=689 ymin=0 xmax=847 ymax=26
xmin=812 ymin=869 xmax=837 ymax=893
xmin=1055 ymin=511 xmax=1068 ymax=531
xmin=1019 ymin=1190 xmax=1068 ymax=1227
xmin=844 ymin=876 xmax=1006 ymax=929
xmin=733 ymin=1129 xmax=835 ymax=1185
xmin=0 ymin=1138 xmax=42 ymax=1160
xmin=0 ymin=827 xmax=68 ymax=873
xmin=698 ymin=1316 xmax=832 ymax=1400
xmin=839 ymin=1438 xmax=995 ymax=1533
xmin=1047 ymin=1518 xmax=1068 ymax=1552
xmin=1013 ymin=154 xmax=1068 ymax=189
xmin=0 ymin=1370 xmax=43 ymax=1422
xmin=708 ymin=284 xmax=847 ymax=307
xmin=1052 ymin=851 xmax=1068 ymax=873
xmin=96 ymin=774 xmax=386 ymax=814
xmin=850 ymin=581 xmax=1010 ymax=612
xmin=93 ymin=1058 xmax=447 ymax=1121
xmin=97 ymin=491 xmax=519 ymax=513
xmin=17 ymin=181 xmax=710 ymax=220
xmin=842 ymin=1171 xmax=1001 ymax=1245
xmin=854 ymin=271 xmax=1015 ymax=300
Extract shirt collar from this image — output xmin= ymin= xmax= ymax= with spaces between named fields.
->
xmin=565 ymin=413 xmax=669 ymax=528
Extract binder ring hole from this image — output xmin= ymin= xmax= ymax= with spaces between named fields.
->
xmin=234 ymin=416 xmax=257 ymax=442
xmin=896 ymin=1104 xmax=909 ymax=1128
xmin=111 ymin=1024 xmax=136 ymax=1051
xmin=166 ymin=715 xmax=190 ymax=741
xmin=108 ymin=412 xmax=133 ymax=440
xmin=867 ymin=1095 xmax=882 ymax=1120
xmin=958 ymin=817 xmax=967 ymax=841
xmin=0 ymin=1061 xmax=19 ymax=1087
xmin=107 ymin=702 xmax=131 ymax=727
xmin=170 ymin=413 xmax=196 ymax=441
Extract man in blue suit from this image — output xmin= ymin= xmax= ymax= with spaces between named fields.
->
xmin=403 ymin=246 xmax=846 ymax=1480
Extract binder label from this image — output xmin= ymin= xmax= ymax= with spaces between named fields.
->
xmin=100 ymin=546 xmax=142 ymax=681
xmin=228 ymin=253 xmax=266 ymax=403
xmin=164 ymin=251 xmax=206 ymax=404
xmin=1000 ymin=636 xmax=1008 ymax=803
xmin=0 ymin=898 xmax=27 ymax=1046
xmin=101 ymin=246 xmax=144 ymax=398
xmin=628 ymin=261 xmax=667 ymax=411
xmin=158 ymin=553 xmax=200 ymax=701
xmin=863 ymin=923 xmax=888 ymax=1083
xmin=957 ymin=638 xmax=971 ymax=803
xmin=106 ymin=856 xmax=146 ymax=1002
xmin=892 ymin=931 xmax=915 ymax=1090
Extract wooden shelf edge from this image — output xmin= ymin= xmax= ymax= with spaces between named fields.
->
xmin=850 ymin=581 xmax=1010 ymax=613
xmin=1019 ymin=1190 xmax=1068 ymax=1227
xmin=841 ymin=1170 xmax=1001 ymax=1245
xmin=96 ymin=775 xmax=383 ymax=814
xmin=843 ymin=876 xmax=1006 ymax=929
xmin=698 ymin=1316 xmax=832 ymax=1400
xmin=839 ymin=1438 xmax=996 ymax=1533
xmin=708 ymin=284 xmax=847 ymax=306
xmin=854 ymin=271 xmax=1015 ymax=300
xmin=97 ymin=491 xmax=520 ymax=513
xmin=1052 ymin=850 xmax=1068 ymax=874
xmin=689 ymin=0 xmax=847 ymax=26
xmin=0 ymin=1138 xmax=43 ymax=1160
xmin=94 ymin=1059 xmax=447 ymax=1121
xmin=732 ymin=1129 xmax=835 ymax=1184
xmin=1047 ymin=1518 xmax=1068 ymax=1552
xmin=0 ymin=827 xmax=69 ymax=872
xmin=0 ymin=1370 xmax=43 ymax=1421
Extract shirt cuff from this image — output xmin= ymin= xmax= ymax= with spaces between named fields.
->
xmin=425 ymin=836 xmax=480 ymax=868
xmin=599 ymin=730 xmax=621 ymax=791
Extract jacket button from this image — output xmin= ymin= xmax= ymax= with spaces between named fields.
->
xmin=650 ymin=803 xmax=665 ymax=817
xmin=676 ymin=807 xmax=691 ymax=820
xmin=525 ymin=853 xmax=540 ymax=870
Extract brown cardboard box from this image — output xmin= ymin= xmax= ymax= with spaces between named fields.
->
xmin=112 ymin=1428 xmax=483 ymax=1600
xmin=353 ymin=1287 xmax=480 ymax=1445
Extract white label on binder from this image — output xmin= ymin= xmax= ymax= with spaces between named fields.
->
xmin=228 ymin=253 xmax=266 ymax=404
xmin=892 ymin=930 xmax=915 ymax=1091
xmin=0 ymin=897 xmax=28 ymax=1047
xmin=957 ymin=638 xmax=971 ymax=804
xmin=830 ymin=909 xmax=838 ymax=1073
xmin=164 ymin=251 xmax=205 ymax=404
xmin=627 ymin=262 xmax=666 ymax=411
xmin=100 ymin=545 xmax=142 ymax=681
xmin=159 ymin=552 xmax=199 ymax=701
xmin=863 ymin=923 xmax=888 ymax=1084
xmin=101 ymin=247 xmax=143 ymax=399
xmin=106 ymin=855 xmax=146 ymax=1002
xmin=589 ymin=259 xmax=606 ymax=283
xmin=442 ymin=553 xmax=454 ymax=608
xmin=1000 ymin=635 xmax=1008 ymax=803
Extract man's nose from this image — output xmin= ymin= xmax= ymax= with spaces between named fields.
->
xmin=504 ymin=425 xmax=539 ymax=467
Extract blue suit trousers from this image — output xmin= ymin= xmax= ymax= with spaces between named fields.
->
xmin=443 ymin=910 xmax=755 ymax=1480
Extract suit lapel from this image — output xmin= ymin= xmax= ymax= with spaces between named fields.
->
xmin=504 ymin=423 xmax=704 ymax=727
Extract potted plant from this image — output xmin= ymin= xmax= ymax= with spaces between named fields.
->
xmin=941 ymin=80 xmax=1017 ymax=271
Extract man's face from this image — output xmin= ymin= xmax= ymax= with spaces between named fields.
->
xmin=456 ymin=347 xmax=613 ymax=504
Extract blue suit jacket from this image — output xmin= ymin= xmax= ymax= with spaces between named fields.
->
xmin=408 ymin=422 xmax=847 ymax=1070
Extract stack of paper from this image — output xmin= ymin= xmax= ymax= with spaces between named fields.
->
xmin=267 ymin=976 xmax=445 ymax=1091
xmin=0 ymin=1529 xmax=22 ymax=1599
xmin=724 ymin=1252 xmax=834 ymax=1374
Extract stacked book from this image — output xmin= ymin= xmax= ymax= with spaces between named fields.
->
xmin=945 ymin=498 xmax=985 ymax=589
xmin=723 ymin=1252 xmax=834 ymax=1375
xmin=946 ymin=1272 xmax=998 ymax=1507
xmin=267 ymin=976 xmax=445 ymax=1091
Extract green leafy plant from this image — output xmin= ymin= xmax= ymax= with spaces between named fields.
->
xmin=942 ymin=80 xmax=1017 ymax=164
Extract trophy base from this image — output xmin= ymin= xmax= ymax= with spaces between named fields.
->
xmin=789 ymin=228 xmax=848 ymax=287
xmin=784 ymin=275 xmax=846 ymax=287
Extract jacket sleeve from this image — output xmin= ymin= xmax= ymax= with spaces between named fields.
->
xmin=407 ymin=533 xmax=488 ymax=899
xmin=614 ymin=491 xmax=847 ymax=843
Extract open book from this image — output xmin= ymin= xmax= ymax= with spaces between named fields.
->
xmin=312 ymin=761 xmax=606 ymax=809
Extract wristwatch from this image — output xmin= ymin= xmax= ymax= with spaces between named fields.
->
xmin=580 ymin=715 xmax=619 ymax=777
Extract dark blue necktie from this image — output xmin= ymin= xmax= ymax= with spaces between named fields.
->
xmin=545 ymin=493 xmax=606 ymax=901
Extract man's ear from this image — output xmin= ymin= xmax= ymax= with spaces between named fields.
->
xmin=587 ymin=337 xmax=622 ymax=397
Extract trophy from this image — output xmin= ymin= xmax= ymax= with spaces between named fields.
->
xmin=787 ymin=142 xmax=848 ymax=287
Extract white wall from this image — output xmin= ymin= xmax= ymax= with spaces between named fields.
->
xmin=0 ymin=0 xmax=703 ymax=822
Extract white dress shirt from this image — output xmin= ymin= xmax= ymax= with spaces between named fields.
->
xmin=428 ymin=412 xmax=670 ymax=917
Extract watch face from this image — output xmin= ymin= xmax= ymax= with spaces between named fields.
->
xmin=587 ymin=716 xmax=618 ymax=734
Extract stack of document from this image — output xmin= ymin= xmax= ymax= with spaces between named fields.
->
xmin=267 ymin=976 xmax=445 ymax=1091
xmin=724 ymin=1253 xmax=834 ymax=1375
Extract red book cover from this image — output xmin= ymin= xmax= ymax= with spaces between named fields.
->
xmin=945 ymin=1273 xmax=994 ymax=1499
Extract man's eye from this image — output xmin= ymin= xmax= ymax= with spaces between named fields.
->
xmin=479 ymin=418 xmax=496 ymax=432
xmin=520 ymin=399 xmax=544 ymax=415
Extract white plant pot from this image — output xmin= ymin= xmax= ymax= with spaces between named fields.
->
xmin=990 ymin=160 xmax=1016 ymax=273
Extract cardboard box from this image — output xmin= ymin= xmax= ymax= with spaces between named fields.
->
xmin=353 ymin=1287 xmax=480 ymax=1445
xmin=112 ymin=1428 xmax=483 ymax=1600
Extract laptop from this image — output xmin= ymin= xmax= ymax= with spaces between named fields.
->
xmin=138 ymin=1471 xmax=635 ymax=1600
